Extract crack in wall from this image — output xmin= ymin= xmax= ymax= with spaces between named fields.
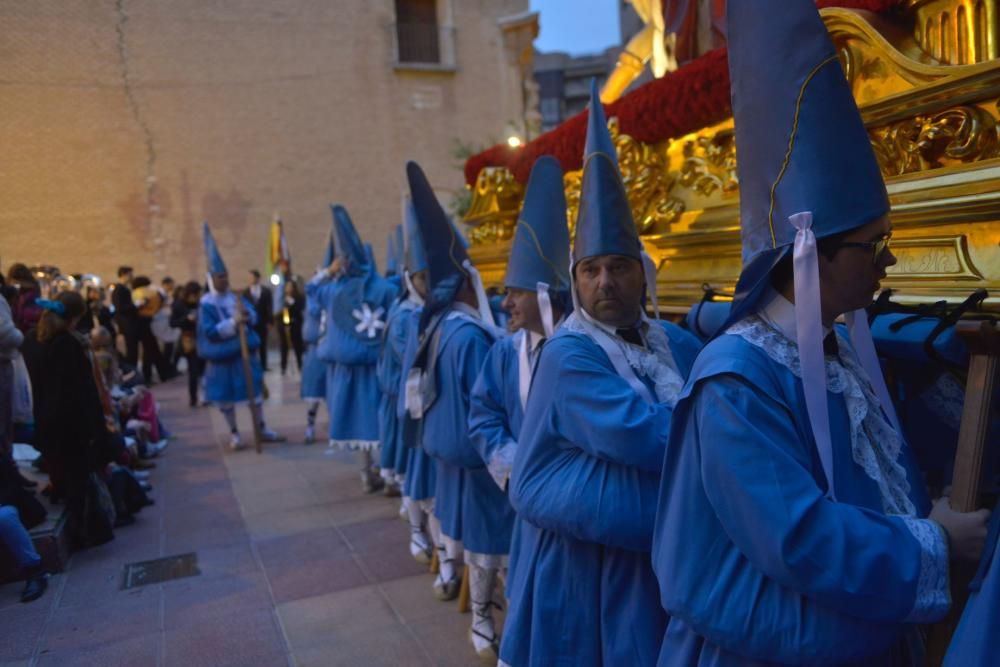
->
xmin=115 ymin=0 xmax=167 ymax=270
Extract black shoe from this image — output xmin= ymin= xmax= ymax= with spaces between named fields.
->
xmin=20 ymin=572 xmax=49 ymax=603
xmin=114 ymin=514 xmax=136 ymax=528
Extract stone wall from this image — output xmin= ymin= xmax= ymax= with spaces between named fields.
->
xmin=0 ymin=0 xmax=528 ymax=284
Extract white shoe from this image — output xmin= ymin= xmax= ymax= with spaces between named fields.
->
xmin=260 ymin=427 xmax=286 ymax=443
xmin=229 ymin=433 xmax=246 ymax=451
xmin=470 ymin=622 xmax=500 ymax=665
xmin=409 ymin=532 xmax=431 ymax=564
xmin=149 ymin=439 xmax=169 ymax=454
xmin=304 ymin=426 xmax=315 ymax=444
xmin=470 ymin=566 xmax=501 ymax=664
xmin=133 ymin=470 xmax=151 ymax=480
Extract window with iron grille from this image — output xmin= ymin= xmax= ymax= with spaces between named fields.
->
xmin=395 ymin=0 xmax=440 ymax=64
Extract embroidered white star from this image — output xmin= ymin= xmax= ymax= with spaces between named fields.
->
xmin=352 ymin=303 xmax=386 ymax=339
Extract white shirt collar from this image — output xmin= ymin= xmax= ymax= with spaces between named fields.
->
xmin=451 ymin=301 xmax=480 ymax=320
xmin=759 ymin=287 xmax=832 ymax=343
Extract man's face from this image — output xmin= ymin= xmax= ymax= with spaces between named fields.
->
xmin=574 ymin=254 xmax=645 ymax=328
xmin=213 ymin=272 xmax=230 ymax=293
xmin=502 ymin=287 xmax=543 ymax=334
xmin=248 ymin=272 xmax=258 ymax=287
xmin=120 ymin=271 xmax=133 ymax=284
xmin=410 ymin=271 xmax=429 ymax=301
xmin=818 ymin=214 xmax=896 ymax=319
xmin=162 ymin=280 xmax=174 ymax=293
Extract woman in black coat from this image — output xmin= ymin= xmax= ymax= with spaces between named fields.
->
xmin=22 ymin=291 xmax=113 ymax=547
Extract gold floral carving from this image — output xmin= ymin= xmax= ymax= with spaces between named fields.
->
xmin=610 ymin=119 xmax=686 ymax=234
xmin=464 ymin=166 xmax=524 ymax=245
xmin=869 ymin=103 xmax=1000 ymax=176
xmin=677 ymin=128 xmax=739 ymax=198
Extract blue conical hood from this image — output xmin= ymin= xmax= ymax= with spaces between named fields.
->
xmin=364 ymin=242 xmax=378 ymax=275
xmin=202 ymin=222 xmax=227 ymax=275
xmin=727 ymin=0 xmax=889 ymax=320
xmin=505 ymin=156 xmax=570 ymax=293
xmin=320 ymin=221 xmax=336 ymax=268
xmin=406 ymin=160 xmax=470 ymax=321
xmin=584 ymin=79 xmax=618 ymax=170
xmin=572 ymin=79 xmax=641 ymax=265
xmin=331 ymin=204 xmax=368 ymax=274
xmin=403 ymin=198 xmax=428 ymax=274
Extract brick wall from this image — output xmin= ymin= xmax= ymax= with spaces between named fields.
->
xmin=0 ymin=0 xmax=528 ymax=285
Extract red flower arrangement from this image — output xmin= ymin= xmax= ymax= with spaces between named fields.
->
xmin=465 ymin=0 xmax=901 ymax=186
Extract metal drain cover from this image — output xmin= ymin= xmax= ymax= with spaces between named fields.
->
xmin=121 ymin=553 xmax=200 ymax=590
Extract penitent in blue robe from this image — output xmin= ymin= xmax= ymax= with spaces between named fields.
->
xmin=421 ymin=310 xmax=513 ymax=555
xmin=398 ymin=306 xmax=436 ymax=502
xmin=299 ymin=289 xmax=326 ymax=400
xmin=468 ymin=329 xmax=534 ymax=596
xmin=197 ymin=291 xmax=263 ymax=404
xmin=376 ymin=298 xmax=415 ymax=477
xmin=502 ymin=320 xmax=701 ymax=666
xmin=307 ymin=271 xmax=398 ymax=448
xmin=652 ymin=319 xmax=950 ymax=666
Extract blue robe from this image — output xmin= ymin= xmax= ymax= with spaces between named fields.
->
xmin=468 ymin=330 xmax=537 ymax=605
xmin=376 ymin=298 xmax=414 ymax=476
xmin=502 ymin=321 xmax=701 ymax=666
xmin=943 ymin=500 xmax=1000 ymax=667
xmin=652 ymin=324 xmax=950 ymax=666
xmin=299 ymin=291 xmax=326 ymax=400
xmin=307 ymin=271 xmax=398 ymax=447
xmin=197 ymin=291 xmax=263 ymax=404
xmin=420 ymin=311 xmax=513 ymax=555
xmin=398 ymin=306 xmax=436 ymax=502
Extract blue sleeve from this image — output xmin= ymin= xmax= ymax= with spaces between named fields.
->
xmin=550 ymin=335 xmax=672 ymax=473
xmin=468 ymin=342 xmax=516 ymax=487
xmin=696 ymin=375 xmax=949 ymax=623
xmin=305 ymin=274 xmax=336 ymax=306
xmin=509 ymin=336 xmax=668 ymax=551
xmin=199 ymin=301 xmax=230 ymax=342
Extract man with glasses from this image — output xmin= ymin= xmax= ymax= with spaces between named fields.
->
xmin=651 ymin=1 xmax=990 ymax=664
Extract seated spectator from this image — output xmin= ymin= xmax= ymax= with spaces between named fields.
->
xmin=0 ymin=505 xmax=48 ymax=602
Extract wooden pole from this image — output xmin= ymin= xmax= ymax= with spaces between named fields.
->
xmin=926 ymin=320 xmax=999 ymax=665
xmin=234 ymin=295 xmax=263 ymax=454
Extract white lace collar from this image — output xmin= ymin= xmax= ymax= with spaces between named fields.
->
xmin=564 ymin=311 xmax=684 ymax=407
xmin=727 ymin=315 xmax=915 ymax=517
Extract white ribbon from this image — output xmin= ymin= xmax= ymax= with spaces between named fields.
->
xmin=516 ymin=329 xmax=532 ymax=411
xmin=640 ymin=245 xmax=661 ymax=320
xmin=790 ymin=211 xmax=836 ymax=500
xmin=844 ymin=309 xmax=901 ymax=432
xmin=462 ymin=259 xmax=498 ymax=330
xmin=536 ymin=281 xmax=554 ymax=337
xmin=403 ymin=270 xmax=425 ymax=307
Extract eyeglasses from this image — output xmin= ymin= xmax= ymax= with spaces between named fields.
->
xmin=836 ymin=232 xmax=892 ymax=264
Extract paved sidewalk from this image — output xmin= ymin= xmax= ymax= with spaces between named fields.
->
xmin=0 ymin=369 xmax=487 ymax=667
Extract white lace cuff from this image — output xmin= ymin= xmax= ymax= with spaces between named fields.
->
xmin=215 ymin=318 xmax=237 ymax=338
xmin=487 ymin=441 xmax=516 ymax=490
xmin=902 ymin=516 xmax=950 ymax=623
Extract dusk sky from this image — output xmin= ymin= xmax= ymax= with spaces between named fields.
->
xmin=530 ymin=0 xmax=622 ymax=55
